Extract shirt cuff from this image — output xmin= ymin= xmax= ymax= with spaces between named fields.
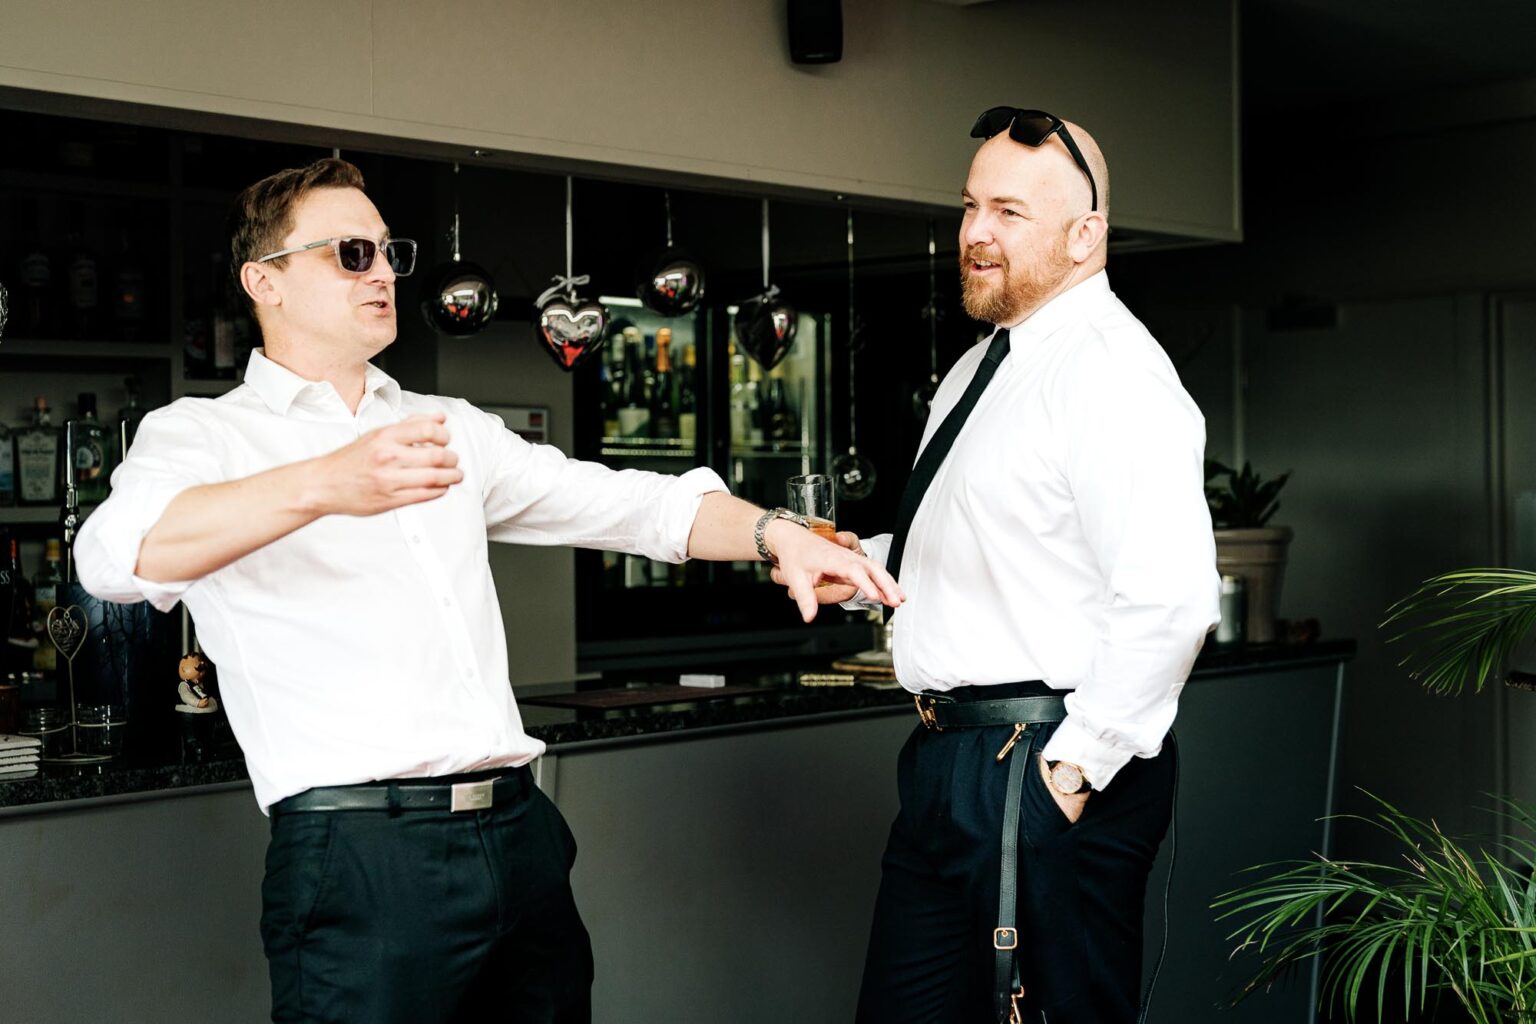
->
xmin=838 ymin=533 xmax=892 ymax=612
xmin=74 ymin=481 xmax=200 ymax=613
xmin=655 ymin=466 xmax=730 ymax=563
xmin=1039 ymin=712 xmax=1150 ymax=792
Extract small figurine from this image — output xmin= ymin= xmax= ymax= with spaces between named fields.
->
xmin=176 ymin=651 xmax=219 ymax=713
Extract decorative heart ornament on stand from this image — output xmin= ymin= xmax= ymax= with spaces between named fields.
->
xmin=45 ymin=603 xmax=110 ymax=763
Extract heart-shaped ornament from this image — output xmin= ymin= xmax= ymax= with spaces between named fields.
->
xmin=537 ymin=296 xmax=610 ymax=371
xmin=47 ymin=604 xmax=88 ymax=662
xmin=735 ymin=290 xmax=798 ymax=371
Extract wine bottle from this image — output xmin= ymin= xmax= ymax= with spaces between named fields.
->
xmin=650 ymin=327 xmax=677 ymax=440
xmin=678 ymin=343 xmax=699 ymax=445
xmin=617 ymin=328 xmax=650 ymax=439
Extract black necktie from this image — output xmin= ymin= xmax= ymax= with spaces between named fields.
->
xmin=884 ymin=327 xmax=1012 ymax=592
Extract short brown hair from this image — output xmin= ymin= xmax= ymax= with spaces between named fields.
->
xmin=228 ymin=157 xmax=366 ymax=307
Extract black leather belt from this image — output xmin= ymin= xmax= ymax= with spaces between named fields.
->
xmin=272 ymin=767 xmax=532 ymax=815
xmin=912 ymin=689 xmax=1068 ymax=1024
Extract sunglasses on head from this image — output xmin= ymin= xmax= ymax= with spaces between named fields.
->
xmin=969 ymin=107 xmax=1098 ymax=213
xmin=255 ymin=236 xmax=418 ymax=277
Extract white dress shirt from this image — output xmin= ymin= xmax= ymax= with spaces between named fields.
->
xmin=75 ymin=349 xmax=727 ymax=812
xmin=850 ymin=271 xmax=1220 ymax=789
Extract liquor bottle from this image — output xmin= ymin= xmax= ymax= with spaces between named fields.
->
xmin=603 ymin=336 xmax=626 ymax=439
xmin=117 ymin=377 xmax=147 ymax=462
xmin=0 ymin=418 xmax=15 ymax=507
xmin=745 ymin=360 xmax=765 ymax=445
xmin=68 ymin=393 xmax=110 ymax=505
xmin=211 ymin=252 xmax=238 ymax=379
xmin=766 ymin=366 xmax=799 ymax=443
xmin=110 ymin=227 xmax=147 ymax=342
xmin=17 ymin=206 xmax=53 ymax=338
xmin=677 ymin=343 xmax=699 ymax=445
xmin=2 ymin=538 xmax=34 ymax=677
xmin=617 ymin=328 xmax=651 ymax=439
xmin=650 ymin=327 xmax=677 ymax=440
xmin=31 ymin=540 xmax=62 ymax=676
xmin=728 ymin=336 xmax=749 ymax=447
xmin=15 ymin=398 xmax=61 ymax=507
xmin=64 ymin=204 xmax=100 ymax=338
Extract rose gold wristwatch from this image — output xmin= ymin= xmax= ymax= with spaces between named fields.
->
xmin=1047 ymin=760 xmax=1091 ymax=796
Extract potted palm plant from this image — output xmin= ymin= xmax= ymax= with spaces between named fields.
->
xmin=1214 ymin=568 xmax=1536 ymax=1023
xmin=1206 ymin=460 xmax=1293 ymax=643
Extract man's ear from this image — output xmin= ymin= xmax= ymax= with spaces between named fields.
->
xmin=241 ymin=260 xmax=281 ymax=310
xmin=1067 ymin=212 xmax=1109 ymax=263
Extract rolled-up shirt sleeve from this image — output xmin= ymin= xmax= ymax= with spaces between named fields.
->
xmin=1039 ymin=340 xmax=1221 ymax=790
xmin=470 ymin=403 xmax=728 ymax=561
xmin=74 ymin=403 xmax=228 ymax=613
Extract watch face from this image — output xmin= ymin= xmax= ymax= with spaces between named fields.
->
xmin=1050 ymin=762 xmax=1085 ymax=795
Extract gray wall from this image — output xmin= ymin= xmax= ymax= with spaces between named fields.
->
xmin=0 ymin=0 xmax=1240 ymax=234
xmin=1114 ymin=96 xmax=1536 ymax=848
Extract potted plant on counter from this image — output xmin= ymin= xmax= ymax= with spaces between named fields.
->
xmin=1214 ymin=569 xmax=1536 ymax=1023
xmin=1206 ymin=460 xmax=1293 ymax=644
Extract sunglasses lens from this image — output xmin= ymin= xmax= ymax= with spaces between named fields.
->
xmin=336 ymin=237 xmax=377 ymax=273
xmin=385 ymin=239 xmax=417 ymax=277
xmin=1008 ymin=113 xmax=1058 ymax=147
xmin=970 ymin=106 xmax=1016 ymax=139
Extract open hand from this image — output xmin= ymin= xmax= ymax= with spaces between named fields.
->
xmin=765 ymin=525 xmax=903 ymax=623
xmin=308 ymin=412 xmax=464 ymax=516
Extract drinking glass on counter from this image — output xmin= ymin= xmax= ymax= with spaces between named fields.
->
xmin=786 ymin=474 xmax=837 ymax=540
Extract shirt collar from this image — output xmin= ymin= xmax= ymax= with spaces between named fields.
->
xmin=1004 ymin=269 xmax=1113 ymax=344
xmin=244 ymin=348 xmax=402 ymax=417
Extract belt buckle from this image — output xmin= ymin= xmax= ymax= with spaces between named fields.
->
xmin=914 ymin=695 xmax=941 ymax=731
xmin=993 ymin=926 xmax=1019 ymax=950
xmin=450 ymin=778 xmax=496 ymax=812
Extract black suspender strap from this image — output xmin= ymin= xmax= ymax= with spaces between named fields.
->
xmin=995 ymin=728 xmax=1032 ymax=1024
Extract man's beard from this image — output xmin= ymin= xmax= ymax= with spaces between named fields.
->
xmin=959 ymin=239 xmax=1074 ymax=325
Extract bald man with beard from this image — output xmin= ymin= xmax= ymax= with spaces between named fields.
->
xmin=777 ymin=110 xmax=1220 ymax=1022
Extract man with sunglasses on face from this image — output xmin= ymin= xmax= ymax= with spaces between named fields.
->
xmin=776 ymin=111 xmax=1219 ymax=1022
xmin=73 ymin=157 xmax=903 ymax=1024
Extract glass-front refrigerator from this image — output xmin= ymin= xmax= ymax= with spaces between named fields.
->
xmin=572 ymin=298 xmax=856 ymax=667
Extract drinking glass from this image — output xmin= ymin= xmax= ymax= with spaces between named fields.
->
xmin=786 ymin=474 xmax=837 ymax=540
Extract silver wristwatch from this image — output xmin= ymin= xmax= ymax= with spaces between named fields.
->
xmin=753 ymin=507 xmax=809 ymax=564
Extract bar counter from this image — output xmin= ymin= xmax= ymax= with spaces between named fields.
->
xmin=0 ymin=639 xmax=1355 ymax=814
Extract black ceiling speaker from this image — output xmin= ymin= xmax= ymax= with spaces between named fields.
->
xmin=789 ymin=0 xmax=843 ymax=64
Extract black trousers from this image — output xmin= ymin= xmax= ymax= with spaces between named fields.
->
xmin=855 ymin=686 xmax=1176 ymax=1024
xmin=260 ymin=767 xmax=593 ymax=1024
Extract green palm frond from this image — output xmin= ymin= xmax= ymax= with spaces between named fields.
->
xmin=1214 ymin=791 xmax=1536 ymax=1024
xmin=1382 ymin=568 xmax=1536 ymax=695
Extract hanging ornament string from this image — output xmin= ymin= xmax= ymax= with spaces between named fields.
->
xmin=847 ymin=207 xmax=858 ymax=449
xmin=536 ymin=175 xmax=589 ymax=306
xmin=451 ymin=162 xmax=463 ymax=262
xmin=664 ymin=191 xmax=675 ymax=249
xmin=760 ymin=198 xmax=778 ymax=300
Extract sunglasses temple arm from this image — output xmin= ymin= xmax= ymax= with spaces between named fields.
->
xmin=1055 ymin=129 xmax=1099 ymax=213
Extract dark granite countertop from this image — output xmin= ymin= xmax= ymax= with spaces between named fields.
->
xmin=0 ymin=639 xmax=1354 ymax=815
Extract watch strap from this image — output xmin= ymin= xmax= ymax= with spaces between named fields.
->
xmin=753 ymin=507 xmax=807 ymax=564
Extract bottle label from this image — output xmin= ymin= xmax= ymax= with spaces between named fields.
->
xmin=75 ymin=439 xmax=105 ymax=481
xmin=69 ymin=255 xmax=99 ymax=310
xmin=21 ymin=252 xmax=50 ymax=289
xmin=16 ymin=430 xmax=60 ymax=503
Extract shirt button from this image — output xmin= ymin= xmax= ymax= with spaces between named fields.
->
xmin=442 ymin=596 xmax=452 ymax=607
xmin=465 ymin=668 xmax=477 ymax=679
xmin=411 ymin=535 xmax=422 ymax=544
